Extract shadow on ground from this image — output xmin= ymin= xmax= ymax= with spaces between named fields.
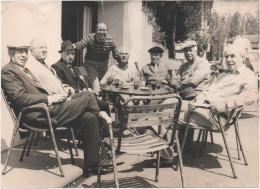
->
xmin=82 ymin=176 xmax=157 ymax=188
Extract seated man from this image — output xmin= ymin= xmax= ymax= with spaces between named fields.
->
xmin=100 ymin=47 xmax=137 ymax=86
xmin=2 ymin=43 xmax=111 ymax=177
xmin=167 ymin=40 xmax=210 ymax=100
xmin=51 ymin=40 xmax=110 ymax=115
xmin=141 ymin=46 xmax=174 ymax=86
xmin=159 ymin=44 xmax=258 ymax=166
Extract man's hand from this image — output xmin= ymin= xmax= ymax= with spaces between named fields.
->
xmin=99 ymin=111 xmax=112 ymax=124
xmin=64 ymin=86 xmax=75 ymax=95
xmin=50 ymin=94 xmax=67 ymax=104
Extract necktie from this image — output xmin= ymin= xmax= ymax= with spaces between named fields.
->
xmin=68 ymin=64 xmax=75 ymax=76
xmin=23 ymin=68 xmax=39 ymax=82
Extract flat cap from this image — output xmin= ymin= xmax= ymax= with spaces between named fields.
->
xmin=180 ymin=40 xmax=197 ymax=50
xmin=7 ymin=40 xmax=30 ymax=50
xmin=148 ymin=46 xmax=164 ymax=54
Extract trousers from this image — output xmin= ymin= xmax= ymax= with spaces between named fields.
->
xmin=52 ymin=91 xmax=100 ymax=167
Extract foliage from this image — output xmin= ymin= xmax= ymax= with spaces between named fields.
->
xmin=142 ymin=4 xmax=166 ymax=46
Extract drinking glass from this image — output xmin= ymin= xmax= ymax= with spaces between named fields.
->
xmin=133 ymin=77 xmax=139 ymax=90
xmin=107 ymin=76 xmax=113 ymax=86
xmin=151 ymin=81 xmax=157 ymax=90
xmin=114 ymin=79 xmax=120 ymax=88
xmin=156 ymin=80 xmax=161 ymax=91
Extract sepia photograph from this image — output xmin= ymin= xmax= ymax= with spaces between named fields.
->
xmin=1 ymin=0 xmax=259 ymax=188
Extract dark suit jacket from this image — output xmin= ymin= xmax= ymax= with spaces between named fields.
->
xmin=1 ymin=62 xmax=61 ymax=122
xmin=52 ymin=59 xmax=88 ymax=93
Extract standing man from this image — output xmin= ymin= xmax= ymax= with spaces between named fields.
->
xmin=167 ymin=40 xmax=210 ymax=100
xmin=141 ymin=46 xmax=174 ymax=86
xmin=2 ymin=43 xmax=111 ymax=177
xmin=52 ymin=40 xmax=110 ymax=115
xmin=100 ymin=47 xmax=137 ymax=85
xmin=73 ymin=23 xmax=120 ymax=94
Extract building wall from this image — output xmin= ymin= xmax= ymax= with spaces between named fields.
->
xmin=1 ymin=1 xmax=62 ymax=151
xmin=98 ymin=1 xmax=154 ymax=68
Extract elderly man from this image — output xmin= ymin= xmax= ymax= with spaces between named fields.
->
xmin=72 ymin=23 xmax=120 ymax=94
xmin=141 ymin=46 xmax=173 ymax=86
xmin=2 ymin=43 xmax=111 ymax=178
xmin=51 ymin=40 xmax=110 ymax=115
xmin=100 ymin=47 xmax=137 ymax=86
xmin=158 ymin=44 xmax=258 ymax=166
xmin=167 ymin=40 xmax=210 ymax=100
xmin=180 ymin=44 xmax=258 ymax=127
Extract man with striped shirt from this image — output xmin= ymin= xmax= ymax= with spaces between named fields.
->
xmin=73 ymin=23 xmax=120 ymax=94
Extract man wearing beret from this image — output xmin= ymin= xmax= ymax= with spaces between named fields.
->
xmin=167 ymin=40 xmax=210 ymax=100
xmin=2 ymin=41 xmax=112 ymax=177
xmin=141 ymin=46 xmax=173 ymax=86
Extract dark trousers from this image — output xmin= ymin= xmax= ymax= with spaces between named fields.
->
xmin=52 ymin=91 xmax=100 ymax=167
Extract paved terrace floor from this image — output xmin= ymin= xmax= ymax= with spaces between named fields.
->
xmin=1 ymin=105 xmax=259 ymax=188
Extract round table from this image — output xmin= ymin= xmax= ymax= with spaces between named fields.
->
xmin=101 ymin=85 xmax=171 ymax=96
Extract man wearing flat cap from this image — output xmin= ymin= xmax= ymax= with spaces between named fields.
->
xmin=141 ymin=46 xmax=173 ymax=86
xmin=167 ymin=40 xmax=210 ymax=100
xmin=2 ymin=42 xmax=113 ymax=177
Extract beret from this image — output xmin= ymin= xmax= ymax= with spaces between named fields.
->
xmin=148 ymin=46 xmax=164 ymax=53
xmin=181 ymin=40 xmax=197 ymax=50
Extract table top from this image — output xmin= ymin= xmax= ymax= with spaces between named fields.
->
xmin=101 ymin=84 xmax=171 ymax=95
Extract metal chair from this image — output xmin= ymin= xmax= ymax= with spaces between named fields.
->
xmin=181 ymin=105 xmax=247 ymax=179
xmin=1 ymin=89 xmax=78 ymax=177
xmin=114 ymin=94 xmax=185 ymax=187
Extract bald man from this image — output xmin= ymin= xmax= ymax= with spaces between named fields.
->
xmin=73 ymin=23 xmax=120 ymax=94
xmin=100 ymin=47 xmax=137 ymax=86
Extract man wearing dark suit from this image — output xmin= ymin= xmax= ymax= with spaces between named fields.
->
xmin=51 ymin=40 xmax=110 ymax=115
xmin=1 ymin=43 xmax=110 ymax=177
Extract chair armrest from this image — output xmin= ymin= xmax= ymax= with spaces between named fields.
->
xmin=21 ymin=103 xmax=49 ymax=112
xmin=99 ymin=111 xmax=112 ymax=124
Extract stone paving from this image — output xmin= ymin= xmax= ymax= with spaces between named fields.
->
xmin=1 ymin=105 xmax=259 ymax=188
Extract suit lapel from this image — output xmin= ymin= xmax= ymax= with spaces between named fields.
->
xmin=61 ymin=61 xmax=76 ymax=79
xmin=10 ymin=63 xmax=46 ymax=91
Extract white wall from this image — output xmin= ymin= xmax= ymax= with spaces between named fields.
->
xmin=98 ymin=2 xmax=124 ymax=66
xmin=1 ymin=1 xmax=62 ymax=151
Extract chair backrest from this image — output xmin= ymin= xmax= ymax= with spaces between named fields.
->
xmin=121 ymin=94 xmax=182 ymax=133
xmin=1 ymin=88 xmax=18 ymax=124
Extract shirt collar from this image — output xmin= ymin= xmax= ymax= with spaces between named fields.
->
xmin=237 ymin=65 xmax=246 ymax=74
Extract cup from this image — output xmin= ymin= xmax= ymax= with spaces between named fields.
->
xmin=156 ymin=80 xmax=161 ymax=90
xmin=133 ymin=78 xmax=139 ymax=90
xmin=107 ymin=76 xmax=113 ymax=86
xmin=151 ymin=81 xmax=157 ymax=90
xmin=114 ymin=79 xmax=120 ymax=88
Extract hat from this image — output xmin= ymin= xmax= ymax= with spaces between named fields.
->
xmin=148 ymin=46 xmax=164 ymax=54
xmin=59 ymin=40 xmax=76 ymax=53
xmin=179 ymin=87 xmax=197 ymax=100
xmin=180 ymin=40 xmax=197 ymax=50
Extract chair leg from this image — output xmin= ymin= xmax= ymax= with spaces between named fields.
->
xmin=108 ymin=123 xmax=119 ymax=188
xmin=70 ymin=127 xmax=79 ymax=156
xmin=20 ymin=132 xmax=32 ymax=161
xmin=67 ymin=131 xmax=75 ymax=165
xmin=26 ymin=132 xmax=35 ymax=156
xmin=180 ymin=118 xmax=192 ymax=154
xmin=235 ymin=126 xmax=241 ymax=160
xmin=34 ymin=133 xmax=40 ymax=146
xmin=49 ymin=123 xmax=64 ymax=177
xmin=234 ymin=121 xmax=248 ymax=166
xmin=210 ymin=131 xmax=214 ymax=144
xmin=192 ymin=130 xmax=202 ymax=159
xmin=200 ymin=131 xmax=205 ymax=157
xmin=155 ymin=151 xmax=160 ymax=182
xmin=218 ymin=116 xmax=237 ymax=179
xmin=176 ymin=131 xmax=185 ymax=188
xmin=97 ymin=127 xmax=102 ymax=188
xmin=2 ymin=113 xmax=21 ymax=175
xmin=204 ymin=131 xmax=208 ymax=150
